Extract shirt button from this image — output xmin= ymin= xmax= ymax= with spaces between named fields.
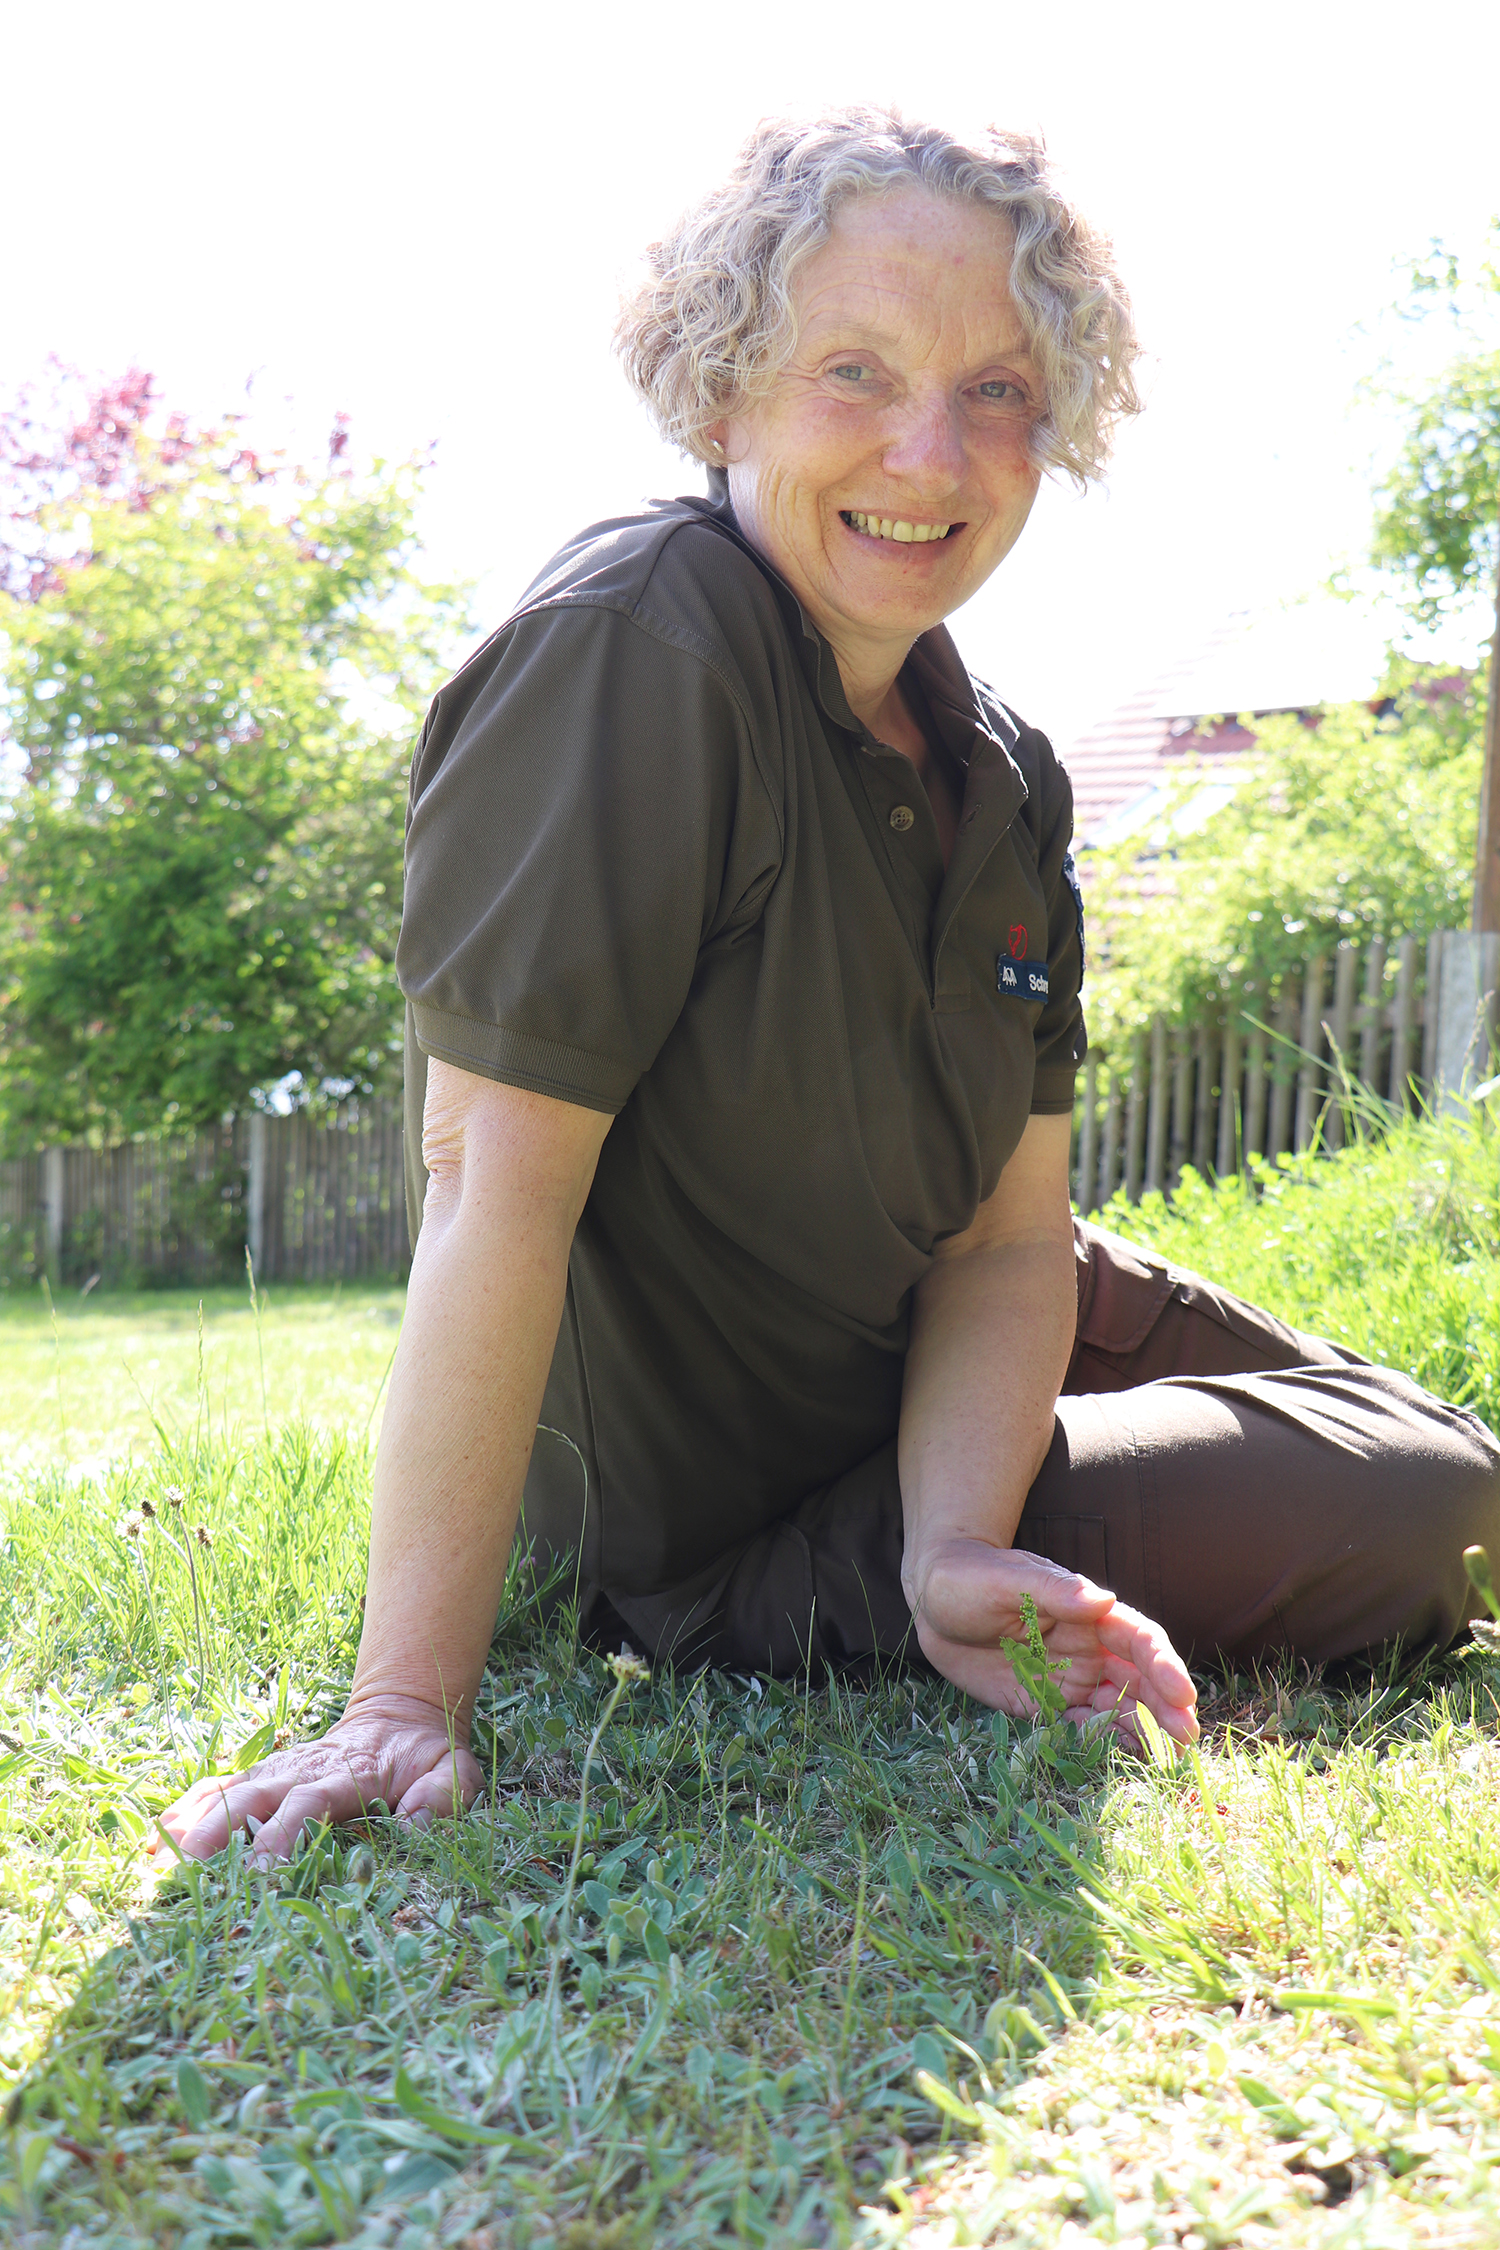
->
xmin=889 ymin=804 xmax=915 ymax=832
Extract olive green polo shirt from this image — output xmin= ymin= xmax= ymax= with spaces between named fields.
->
xmin=396 ymin=483 xmax=1086 ymax=1619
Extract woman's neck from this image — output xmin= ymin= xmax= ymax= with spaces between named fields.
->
xmin=821 ymin=619 xmax=916 ymax=740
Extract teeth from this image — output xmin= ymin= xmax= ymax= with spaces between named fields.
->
xmin=845 ymin=512 xmax=953 ymax=542
xmin=844 ymin=512 xmax=954 ymax=542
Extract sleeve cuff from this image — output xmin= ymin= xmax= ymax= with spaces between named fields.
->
xmin=411 ymin=1003 xmax=635 ymax=1115
xmin=1030 ymin=1065 xmax=1080 ymax=1116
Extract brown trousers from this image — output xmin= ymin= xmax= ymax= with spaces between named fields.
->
xmin=603 ymin=1220 xmax=1500 ymax=1678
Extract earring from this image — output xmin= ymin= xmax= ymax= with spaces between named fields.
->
xmin=710 ymin=438 xmax=725 ymax=455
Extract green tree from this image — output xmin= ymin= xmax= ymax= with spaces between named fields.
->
xmin=0 ymin=381 xmax=465 ymax=1148
xmin=1370 ymin=232 xmax=1500 ymax=928
xmin=1084 ymin=234 xmax=1498 ymax=1029
xmin=1370 ymin=234 xmax=1500 ymax=626
xmin=1083 ymin=673 xmax=1482 ymax=1044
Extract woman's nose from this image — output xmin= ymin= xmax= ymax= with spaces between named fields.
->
xmin=881 ymin=395 xmax=968 ymax=493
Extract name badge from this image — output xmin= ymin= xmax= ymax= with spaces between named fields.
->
xmin=998 ymin=956 xmax=1050 ymax=1001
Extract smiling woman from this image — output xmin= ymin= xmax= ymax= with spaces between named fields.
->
xmin=159 ymin=105 xmax=1500 ymax=1866
xmin=615 ymin=109 xmax=1139 ymax=484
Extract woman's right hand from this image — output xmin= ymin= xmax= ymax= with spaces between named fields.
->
xmin=153 ymin=1693 xmax=484 ymax=1865
xmin=910 ymin=1540 xmax=1200 ymax=1743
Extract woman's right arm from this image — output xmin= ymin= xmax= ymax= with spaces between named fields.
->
xmin=156 ymin=1059 xmax=611 ymax=1862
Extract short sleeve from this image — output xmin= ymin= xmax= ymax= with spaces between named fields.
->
xmin=1025 ymin=735 xmax=1088 ymax=1115
xmin=396 ymin=600 xmax=778 ymax=1114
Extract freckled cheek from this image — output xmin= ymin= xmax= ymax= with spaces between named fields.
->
xmin=980 ymin=425 xmax=1041 ymax=484
xmin=739 ymin=465 xmax=829 ymax=568
xmin=765 ymin=401 xmax=867 ymax=486
xmin=976 ymin=440 xmax=1041 ymax=535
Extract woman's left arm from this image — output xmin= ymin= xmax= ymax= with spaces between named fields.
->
xmin=898 ymin=1112 xmax=1198 ymax=1738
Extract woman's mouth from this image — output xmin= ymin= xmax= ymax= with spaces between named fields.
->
xmin=839 ymin=511 xmax=957 ymax=543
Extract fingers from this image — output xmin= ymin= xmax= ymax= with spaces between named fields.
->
xmin=247 ymin=1774 xmax=376 ymax=1865
xmin=394 ymin=1747 xmax=484 ymax=1825
xmin=1066 ymin=1657 xmax=1201 ymax=1745
xmin=153 ymin=1731 xmax=488 ymax=1866
xmin=155 ymin=1772 xmax=239 ymax=1853
xmin=1094 ymin=1599 xmax=1198 ymax=1713
xmin=155 ymin=1745 xmax=378 ymax=1863
xmin=917 ymin=1540 xmax=1114 ymax=1649
xmin=1006 ymin=1550 xmax=1117 ymax=1622
xmin=156 ymin=1771 xmax=287 ymax=1861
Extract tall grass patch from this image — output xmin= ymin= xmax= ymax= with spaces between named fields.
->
xmin=1 ymin=1103 xmax=1499 ymax=2245
xmin=1103 ymin=1098 xmax=1500 ymax=1426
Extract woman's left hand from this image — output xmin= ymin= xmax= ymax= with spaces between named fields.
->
xmin=910 ymin=1538 xmax=1199 ymax=1742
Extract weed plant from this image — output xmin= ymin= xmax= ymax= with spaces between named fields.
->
xmin=1106 ymin=1091 xmax=1500 ymax=1423
xmin=2 ymin=1103 xmax=1499 ymax=2246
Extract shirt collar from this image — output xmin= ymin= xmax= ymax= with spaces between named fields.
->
xmin=685 ymin=471 xmax=1024 ymax=787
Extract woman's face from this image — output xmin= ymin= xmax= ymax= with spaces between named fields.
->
xmin=715 ymin=186 xmax=1045 ymax=661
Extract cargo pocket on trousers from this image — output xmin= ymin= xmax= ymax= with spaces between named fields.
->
xmin=1073 ymin=1221 xmax=1176 ymax=1360
xmin=1014 ymin=1513 xmax=1109 ymax=1584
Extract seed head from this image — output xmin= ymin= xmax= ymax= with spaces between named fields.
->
xmin=606 ymin=1651 xmax=649 ymax=1687
xmin=165 ymin=1485 xmax=186 ymax=1512
xmin=194 ymin=1524 xmax=214 ymax=1550
xmin=139 ymin=1498 xmax=157 ymax=1520
xmin=117 ymin=1510 xmax=146 ymax=1542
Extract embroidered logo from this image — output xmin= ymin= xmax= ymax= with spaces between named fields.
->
xmin=998 ymin=956 xmax=1050 ymax=1002
xmin=1008 ymin=924 xmax=1028 ymax=959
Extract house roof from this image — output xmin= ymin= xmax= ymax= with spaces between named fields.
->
xmin=1062 ymin=602 xmax=1390 ymax=846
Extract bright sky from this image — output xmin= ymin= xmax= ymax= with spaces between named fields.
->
xmin=4 ymin=0 xmax=1497 ymax=748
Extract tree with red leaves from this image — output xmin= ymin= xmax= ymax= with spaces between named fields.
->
xmin=0 ymin=361 xmax=268 ymax=603
xmin=0 ymin=368 xmax=466 ymax=1146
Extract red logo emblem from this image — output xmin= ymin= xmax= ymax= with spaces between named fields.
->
xmin=1008 ymin=924 xmax=1028 ymax=959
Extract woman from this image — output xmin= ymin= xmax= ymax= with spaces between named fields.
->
xmin=164 ymin=110 xmax=1500 ymax=1863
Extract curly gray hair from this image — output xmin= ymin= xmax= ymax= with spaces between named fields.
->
xmin=616 ymin=107 xmax=1141 ymax=487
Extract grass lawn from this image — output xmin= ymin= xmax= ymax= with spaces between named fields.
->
xmin=1 ymin=1102 xmax=1498 ymax=2248
xmin=0 ymin=1280 xmax=407 ymax=1481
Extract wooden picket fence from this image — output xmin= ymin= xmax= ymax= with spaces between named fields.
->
xmin=1072 ymin=928 xmax=1500 ymax=1212
xmin=4 ymin=927 xmax=1495 ymax=1290
xmin=4 ymin=1098 xmax=410 ymax=1291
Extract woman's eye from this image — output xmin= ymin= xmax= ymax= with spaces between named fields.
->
xmin=977 ymin=379 xmax=1027 ymax=406
xmin=831 ymin=363 xmax=870 ymax=383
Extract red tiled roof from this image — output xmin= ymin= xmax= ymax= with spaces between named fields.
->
xmin=1059 ymin=606 xmax=1388 ymax=843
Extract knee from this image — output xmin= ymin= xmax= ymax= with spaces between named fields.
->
xmin=1387 ymin=1403 xmax=1500 ymax=1648
xmin=1424 ymin=1404 xmax=1500 ymax=1537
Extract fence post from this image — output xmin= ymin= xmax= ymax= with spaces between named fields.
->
xmin=1076 ymin=1053 xmax=1099 ymax=1213
xmin=1218 ymin=1018 xmax=1242 ymax=1175
xmin=1192 ymin=1021 xmax=1215 ymax=1177
xmin=1267 ymin=986 xmax=1299 ymax=1155
xmin=247 ymin=1112 xmax=269 ymax=1282
xmin=1294 ymin=954 xmax=1327 ymax=1152
xmin=1245 ymin=1017 xmax=1268 ymax=1159
xmin=1168 ymin=1026 xmax=1192 ymax=1191
xmin=1144 ymin=1016 xmax=1170 ymax=1195
xmin=1432 ymin=929 xmax=1500 ymax=1110
xmin=1359 ymin=937 xmax=1387 ymax=1096
xmin=1324 ymin=941 xmax=1359 ymax=1151
xmin=1389 ymin=935 xmax=1419 ymax=1108
xmin=1125 ymin=1030 xmax=1147 ymax=1202
xmin=1099 ymin=1066 xmax=1121 ymax=1210
xmin=1421 ymin=931 xmax=1446 ymax=1092
xmin=42 ymin=1146 xmax=65 ymax=1286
